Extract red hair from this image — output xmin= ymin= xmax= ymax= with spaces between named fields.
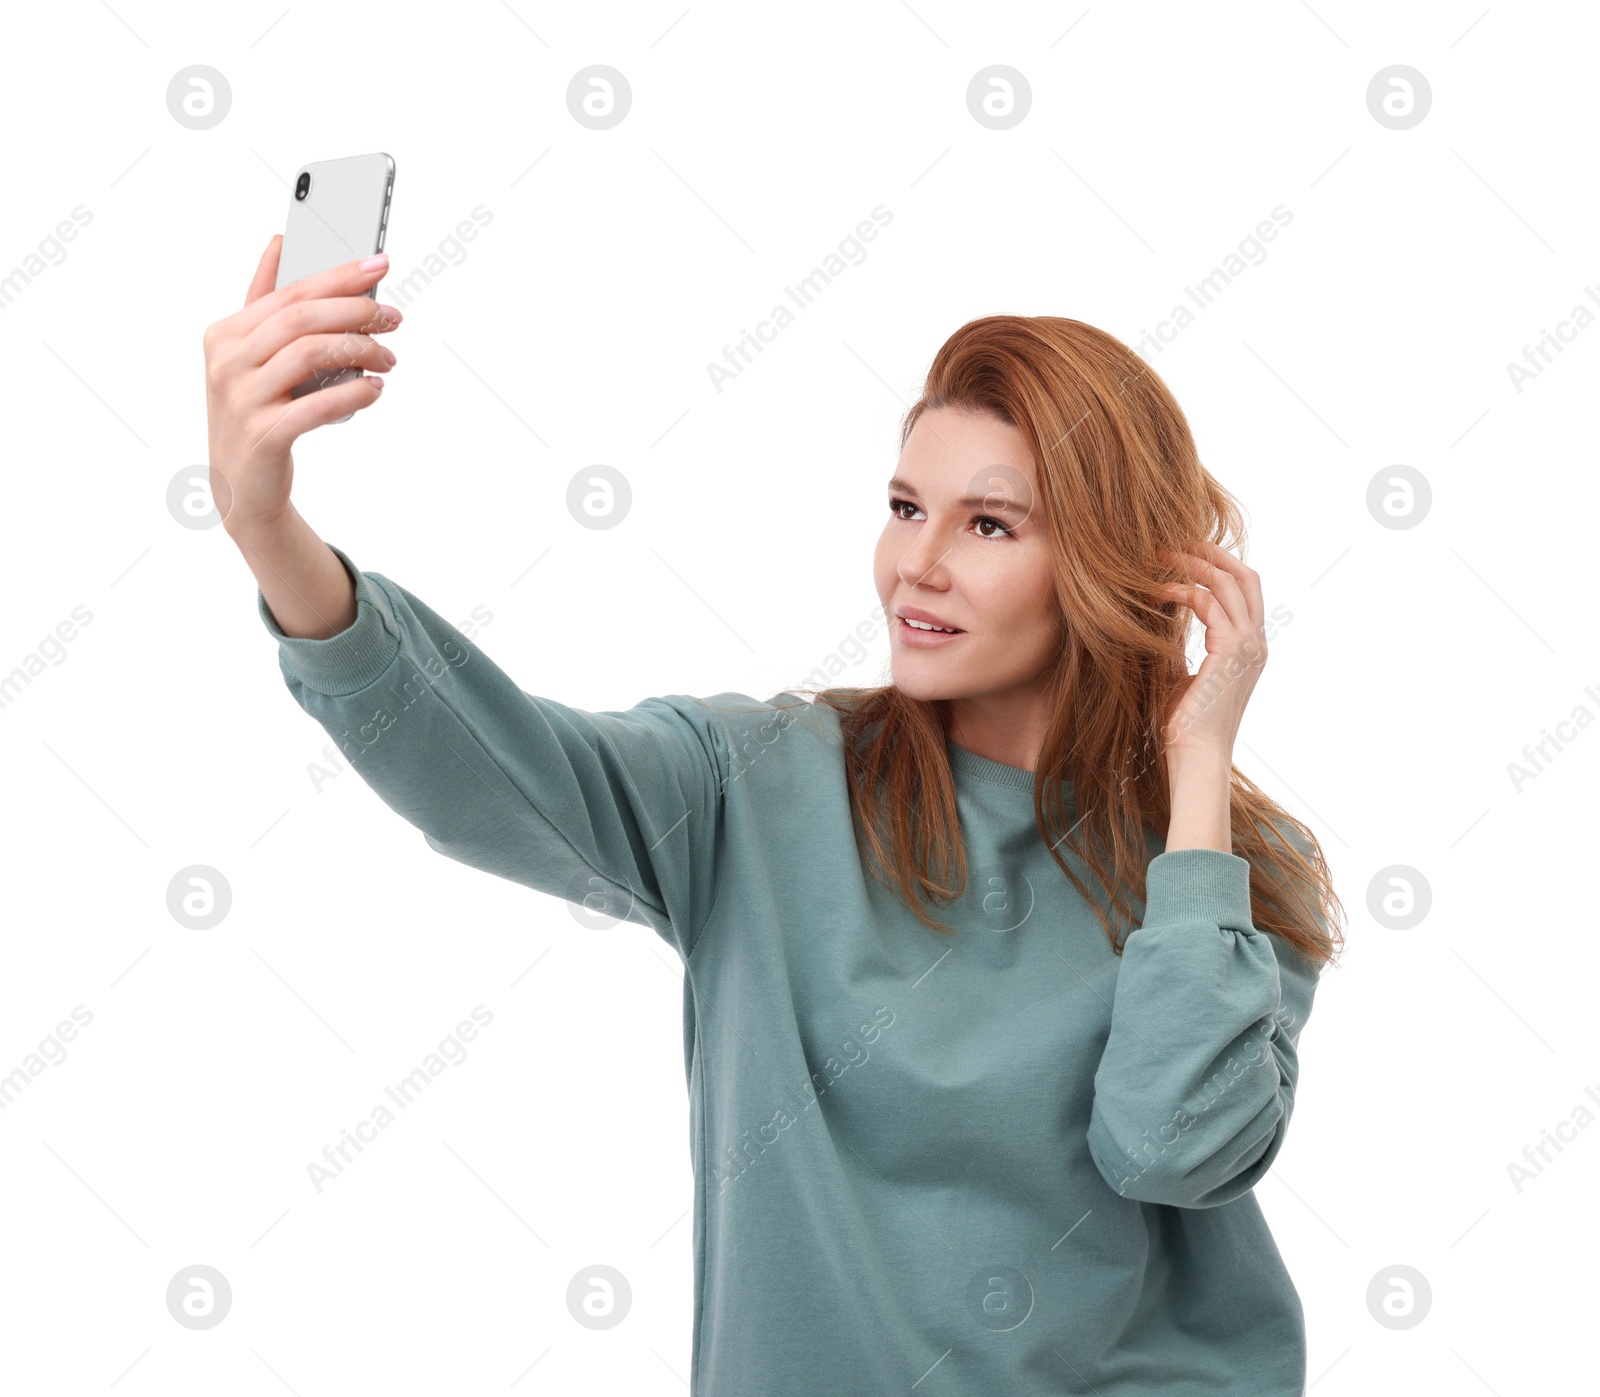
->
xmin=797 ymin=314 xmax=1344 ymax=967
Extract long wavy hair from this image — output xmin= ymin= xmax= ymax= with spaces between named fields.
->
xmin=786 ymin=314 xmax=1344 ymax=969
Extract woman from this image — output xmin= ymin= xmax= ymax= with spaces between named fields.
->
xmin=205 ymin=240 xmax=1344 ymax=1395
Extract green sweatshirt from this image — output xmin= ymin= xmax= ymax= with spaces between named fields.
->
xmin=256 ymin=543 xmax=1323 ymax=1395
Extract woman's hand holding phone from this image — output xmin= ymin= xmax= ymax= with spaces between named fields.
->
xmin=205 ymin=237 xmax=401 ymax=640
xmin=203 ymin=236 xmax=399 ymax=539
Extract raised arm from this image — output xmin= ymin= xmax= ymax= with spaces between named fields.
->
xmin=245 ymin=539 xmax=731 ymax=959
xmin=206 ymin=238 xmax=728 ymax=959
xmin=1085 ymin=846 xmax=1323 ymax=1209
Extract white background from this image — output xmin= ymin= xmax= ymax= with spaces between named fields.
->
xmin=0 ymin=1 xmax=1594 ymax=1392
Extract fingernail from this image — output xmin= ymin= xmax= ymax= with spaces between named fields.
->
xmin=360 ymin=253 xmax=389 ymax=271
xmin=381 ymin=346 xmax=397 ymax=366
xmin=378 ymin=304 xmax=402 ymax=322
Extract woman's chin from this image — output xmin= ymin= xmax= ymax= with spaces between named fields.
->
xmin=889 ymin=666 xmax=965 ymax=701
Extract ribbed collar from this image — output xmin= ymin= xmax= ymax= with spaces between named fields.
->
xmin=945 ymin=740 xmax=1041 ymax=793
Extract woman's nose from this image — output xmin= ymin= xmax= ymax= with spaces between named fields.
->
xmin=897 ymin=535 xmax=953 ymax=590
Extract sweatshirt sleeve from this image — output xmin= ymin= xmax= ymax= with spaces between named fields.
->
xmin=1085 ymin=844 xmax=1323 ymax=1209
xmin=254 ymin=543 xmax=730 ymax=961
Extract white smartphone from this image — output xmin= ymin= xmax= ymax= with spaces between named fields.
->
xmin=274 ymin=152 xmax=395 ymax=422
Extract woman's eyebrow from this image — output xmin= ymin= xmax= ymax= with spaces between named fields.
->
xmin=886 ymin=475 xmax=1029 ymax=518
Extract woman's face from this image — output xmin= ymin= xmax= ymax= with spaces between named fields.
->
xmin=874 ymin=407 xmax=1063 ymax=706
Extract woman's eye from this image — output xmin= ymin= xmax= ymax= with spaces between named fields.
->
xmin=888 ymin=498 xmax=1013 ymax=539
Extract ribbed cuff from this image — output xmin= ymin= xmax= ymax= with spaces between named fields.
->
xmin=256 ymin=542 xmax=401 ymax=696
xmin=1141 ymin=847 xmax=1255 ymax=932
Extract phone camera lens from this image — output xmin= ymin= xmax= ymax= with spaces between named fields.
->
xmin=295 ymin=172 xmax=310 ymax=201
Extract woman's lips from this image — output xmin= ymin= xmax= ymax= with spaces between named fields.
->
xmin=897 ymin=616 xmax=966 ymax=647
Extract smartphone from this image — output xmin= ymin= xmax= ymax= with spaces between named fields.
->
xmin=274 ymin=152 xmax=395 ymax=422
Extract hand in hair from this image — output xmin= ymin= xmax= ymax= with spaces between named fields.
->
xmin=1154 ymin=541 xmax=1267 ymax=763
